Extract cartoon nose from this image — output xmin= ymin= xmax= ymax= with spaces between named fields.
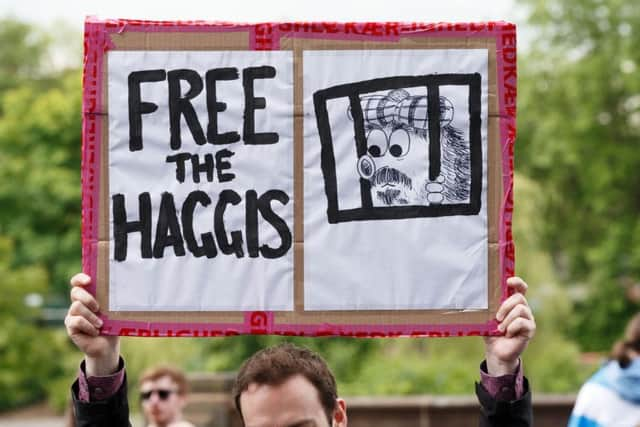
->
xmin=357 ymin=155 xmax=376 ymax=180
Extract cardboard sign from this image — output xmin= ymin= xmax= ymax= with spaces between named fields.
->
xmin=82 ymin=18 xmax=516 ymax=337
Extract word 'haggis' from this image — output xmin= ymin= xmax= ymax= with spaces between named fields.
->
xmin=112 ymin=65 xmax=292 ymax=262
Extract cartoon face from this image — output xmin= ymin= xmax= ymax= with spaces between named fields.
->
xmin=354 ymin=89 xmax=453 ymax=206
xmin=359 ymin=125 xmax=426 ymax=205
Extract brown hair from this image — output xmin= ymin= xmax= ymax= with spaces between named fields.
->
xmin=232 ymin=343 xmax=338 ymax=424
xmin=138 ymin=365 xmax=189 ymax=396
xmin=611 ymin=313 xmax=640 ymax=368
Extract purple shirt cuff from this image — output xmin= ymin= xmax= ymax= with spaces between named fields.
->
xmin=77 ymin=357 xmax=125 ymax=402
xmin=479 ymin=359 xmax=524 ymax=401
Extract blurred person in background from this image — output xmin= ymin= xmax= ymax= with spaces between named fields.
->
xmin=138 ymin=366 xmax=195 ymax=427
xmin=73 ymin=360 xmax=195 ymax=427
xmin=568 ymin=313 xmax=640 ymax=426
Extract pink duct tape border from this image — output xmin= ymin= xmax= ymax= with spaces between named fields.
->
xmin=81 ymin=18 xmax=515 ymax=338
xmin=102 ymin=312 xmax=501 ymax=338
xmin=82 ymin=19 xmax=107 ymax=299
xmin=495 ymin=27 xmax=517 ymax=302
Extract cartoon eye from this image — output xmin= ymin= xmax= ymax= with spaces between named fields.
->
xmin=366 ymin=128 xmax=388 ymax=157
xmin=388 ymin=128 xmax=410 ymax=158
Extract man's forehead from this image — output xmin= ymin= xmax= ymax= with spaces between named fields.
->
xmin=140 ymin=375 xmax=177 ymax=390
xmin=245 ymin=420 xmax=318 ymax=427
xmin=240 ymin=375 xmax=328 ymax=427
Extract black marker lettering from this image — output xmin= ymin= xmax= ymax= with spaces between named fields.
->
xmin=215 ymin=149 xmax=235 ymax=183
xmin=190 ymin=153 xmax=215 ymax=183
xmin=112 ymin=192 xmax=152 ymax=261
xmin=205 ymin=67 xmax=241 ymax=145
xmin=257 ymin=189 xmax=292 ymax=259
xmin=153 ymin=192 xmax=186 ymax=258
xmin=128 ymin=70 xmax=166 ymax=151
xmin=243 ymin=66 xmax=279 ymax=145
xmin=245 ymin=190 xmax=259 ymax=257
xmin=168 ymin=69 xmax=206 ymax=149
xmin=182 ymin=190 xmax=217 ymax=258
xmin=214 ymin=189 xmax=244 ymax=258
xmin=166 ymin=152 xmax=192 ymax=183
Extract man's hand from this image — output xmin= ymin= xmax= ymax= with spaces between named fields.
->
xmin=65 ymin=273 xmax=120 ymax=376
xmin=484 ymin=277 xmax=536 ymax=376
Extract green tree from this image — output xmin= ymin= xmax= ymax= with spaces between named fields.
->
xmin=518 ymin=0 xmax=640 ymax=350
xmin=0 ymin=18 xmax=82 ymax=411
xmin=0 ymin=67 xmax=82 ymax=297
xmin=201 ymin=335 xmax=381 ymax=389
xmin=0 ymin=237 xmax=69 ymax=410
xmin=0 ymin=19 xmax=50 ymax=96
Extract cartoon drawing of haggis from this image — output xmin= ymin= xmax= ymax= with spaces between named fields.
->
xmin=350 ymin=89 xmax=471 ymax=207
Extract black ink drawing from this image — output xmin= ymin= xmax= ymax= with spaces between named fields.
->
xmin=352 ymin=89 xmax=471 ymax=207
xmin=313 ymin=74 xmax=482 ymax=224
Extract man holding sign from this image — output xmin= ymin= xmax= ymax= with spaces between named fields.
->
xmin=77 ymin=17 xmax=528 ymax=426
xmin=66 ymin=273 xmax=535 ymax=426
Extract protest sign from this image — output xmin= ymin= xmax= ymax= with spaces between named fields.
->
xmin=82 ymin=18 xmax=517 ymax=337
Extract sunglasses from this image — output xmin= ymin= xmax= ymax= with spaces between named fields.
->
xmin=140 ymin=389 xmax=175 ymax=401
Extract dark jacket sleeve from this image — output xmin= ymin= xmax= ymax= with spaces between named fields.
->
xmin=476 ymin=377 xmax=532 ymax=427
xmin=71 ymin=373 xmax=131 ymax=427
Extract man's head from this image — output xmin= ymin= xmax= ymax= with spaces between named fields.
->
xmin=233 ymin=343 xmax=347 ymax=427
xmin=139 ymin=365 xmax=189 ymax=426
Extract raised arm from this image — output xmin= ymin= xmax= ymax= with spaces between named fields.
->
xmin=477 ymin=276 xmax=536 ymax=427
xmin=484 ymin=277 xmax=535 ymax=376
xmin=65 ymin=273 xmax=130 ymax=427
xmin=65 ymin=273 xmax=120 ymax=376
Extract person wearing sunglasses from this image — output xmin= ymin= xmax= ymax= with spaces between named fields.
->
xmin=138 ymin=366 xmax=195 ymax=427
xmin=67 ymin=273 xmax=535 ymax=426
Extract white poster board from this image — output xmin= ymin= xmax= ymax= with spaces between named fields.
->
xmin=108 ymin=51 xmax=294 ymax=310
xmin=303 ymin=49 xmax=489 ymax=310
xmin=81 ymin=18 xmax=516 ymax=337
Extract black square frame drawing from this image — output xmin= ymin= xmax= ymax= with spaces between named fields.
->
xmin=313 ymin=73 xmax=482 ymax=224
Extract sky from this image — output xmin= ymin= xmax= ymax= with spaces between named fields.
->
xmin=0 ymin=0 xmax=533 ymax=67
xmin=0 ymin=0 xmax=528 ymax=31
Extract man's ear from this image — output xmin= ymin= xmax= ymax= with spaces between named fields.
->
xmin=332 ymin=398 xmax=347 ymax=426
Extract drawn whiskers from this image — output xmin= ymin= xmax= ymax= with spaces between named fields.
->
xmin=371 ymin=167 xmax=412 ymax=190
xmin=376 ymin=189 xmax=407 ymax=205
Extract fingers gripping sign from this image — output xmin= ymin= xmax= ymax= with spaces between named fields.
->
xmin=484 ymin=277 xmax=536 ymax=376
xmin=65 ymin=273 xmax=120 ymax=376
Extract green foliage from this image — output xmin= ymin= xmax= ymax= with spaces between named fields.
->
xmin=0 ymin=237 xmax=70 ymax=411
xmin=340 ymin=339 xmax=483 ymax=395
xmin=0 ymin=17 xmax=82 ymax=412
xmin=0 ymin=67 xmax=82 ymax=297
xmin=201 ymin=335 xmax=382 ymax=387
xmin=518 ymin=0 xmax=640 ymax=350
xmin=513 ymin=175 xmax=593 ymax=392
xmin=0 ymin=19 xmax=50 ymax=95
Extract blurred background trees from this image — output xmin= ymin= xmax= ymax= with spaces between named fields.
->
xmin=0 ymin=18 xmax=81 ymax=411
xmin=1 ymin=0 xmax=639 ymax=412
xmin=519 ymin=0 xmax=640 ymax=350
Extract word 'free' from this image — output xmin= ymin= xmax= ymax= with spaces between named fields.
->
xmin=128 ymin=66 xmax=279 ymax=151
